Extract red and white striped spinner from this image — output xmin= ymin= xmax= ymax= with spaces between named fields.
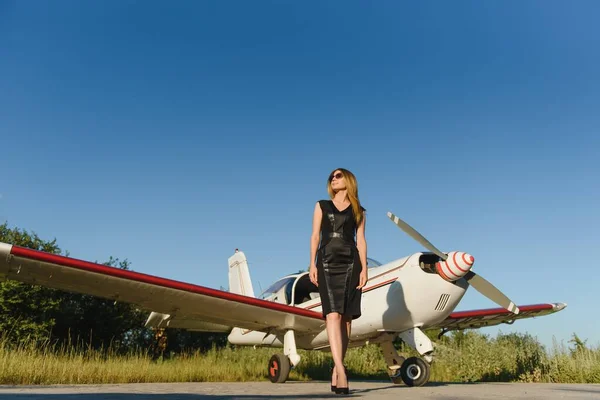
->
xmin=435 ymin=251 xmax=475 ymax=281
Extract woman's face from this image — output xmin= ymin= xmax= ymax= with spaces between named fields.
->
xmin=330 ymin=170 xmax=346 ymax=191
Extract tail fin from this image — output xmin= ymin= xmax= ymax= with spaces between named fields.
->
xmin=228 ymin=250 xmax=255 ymax=297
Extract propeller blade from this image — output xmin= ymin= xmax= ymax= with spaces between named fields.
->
xmin=387 ymin=212 xmax=448 ymax=260
xmin=464 ymin=271 xmax=520 ymax=314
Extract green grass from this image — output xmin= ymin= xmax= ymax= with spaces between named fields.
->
xmin=1 ymin=332 xmax=598 ymax=384
xmin=426 ymin=332 xmax=600 ymax=383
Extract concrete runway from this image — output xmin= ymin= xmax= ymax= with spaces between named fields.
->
xmin=1 ymin=381 xmax=600 ymax=399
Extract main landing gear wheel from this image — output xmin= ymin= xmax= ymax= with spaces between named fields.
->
xmin=268 ymin=353 xmax=291 ymax=383
xmin=400 ymin=357 xmax=430 ymax=387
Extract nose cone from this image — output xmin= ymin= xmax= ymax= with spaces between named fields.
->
xmin=465 ymin=253 xmax=475 ymax=266
xmin=456 ymin=252 xmax=475 ymax=271
xmin=435 ymin=251 xmax=475 ymax=281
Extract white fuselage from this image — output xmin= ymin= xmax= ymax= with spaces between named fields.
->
xmin=228 ymin=252 xmax=469 ymax=349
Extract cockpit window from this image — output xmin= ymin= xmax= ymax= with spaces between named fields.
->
xmin=258 ymin=277 xmax=295 ymax=301
xmin=367 ymin=257 xmax=382 ymax=267
xmin=293 ymin=273 xmax=320 ymax=305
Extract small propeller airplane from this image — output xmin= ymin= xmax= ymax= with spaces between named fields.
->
xmin=0 ymin=212 xmax=565 ymax=387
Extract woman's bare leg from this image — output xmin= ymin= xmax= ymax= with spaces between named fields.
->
xmin=341 ymin=316 xmax=352 ymax=360
xmin=326 ymin=312 xmax=347 ymax=388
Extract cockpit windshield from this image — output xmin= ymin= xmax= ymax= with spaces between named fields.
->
xmin=258 ymin=277 xmax=295 ymax=300
xmin=258 ymin=259 xmax=382 ymax=303
xmin=367 ymin=257 xmax=382 ymax=267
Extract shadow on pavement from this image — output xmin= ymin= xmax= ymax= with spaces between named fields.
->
xmin=0 ymin=395 xmax=365 ymax=399
xmin=0 ymin=380 xmax=455 ymax=399
xmin=556 ymin=386 xmax=600 ymax=395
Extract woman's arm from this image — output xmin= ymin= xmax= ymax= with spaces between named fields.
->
xmin=309 ymin=202 xmax=322 ymax=286
xmin=356 ymin=213 xmax=368 ymax=289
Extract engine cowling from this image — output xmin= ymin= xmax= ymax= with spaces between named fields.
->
xmin=435 ymin=251 xmax=474 ymax=281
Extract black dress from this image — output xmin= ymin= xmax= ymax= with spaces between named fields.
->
xmin=316 ymin=200 xmax=364 ymax=320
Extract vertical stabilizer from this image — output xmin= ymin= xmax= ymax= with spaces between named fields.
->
xmin=228 ymin=250 xmax=255 ymax=297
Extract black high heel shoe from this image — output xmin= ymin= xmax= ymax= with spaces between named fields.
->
xmin=334 ymin=365 xmax=349 ymax=395
xmin=330 ymin=365 xmax=336 ymax=392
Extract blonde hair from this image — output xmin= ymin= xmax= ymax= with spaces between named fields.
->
xmin=327 ymin=168 xmax=365 ymax=226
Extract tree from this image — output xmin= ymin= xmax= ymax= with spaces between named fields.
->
xmin=0 ymin=222 xmax=229 ymax=355
xmin=0 ymin=223 xmax=150 ymax=351
xmin=0 ymin=224 xmax=63 ymax=345
xmin=48 ymin=256 xmax=152 ymax=352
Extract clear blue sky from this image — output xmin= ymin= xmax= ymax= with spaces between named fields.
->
xmin=1 ymin=1 xmax=598 ymax=350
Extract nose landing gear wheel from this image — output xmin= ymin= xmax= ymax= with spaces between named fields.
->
xmin=400 ymin=356 xmax=430 ymax=387
xmin=268 ymin=354 xmax=291 ymax=383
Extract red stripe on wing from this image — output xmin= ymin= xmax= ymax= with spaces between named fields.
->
xmin=448 ymin=303 xmax=554 ymax=319
xmin=10 ymin=245 xmax=323 ymax=320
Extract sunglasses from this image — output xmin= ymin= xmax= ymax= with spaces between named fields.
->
xmin=329 ymin=172 xmax=344 ymax=181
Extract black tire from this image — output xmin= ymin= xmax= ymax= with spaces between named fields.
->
xmin=400 ymin=357 xmax=430 ymax=387
xmin=267 ymin=353 xmax=291 ymax=383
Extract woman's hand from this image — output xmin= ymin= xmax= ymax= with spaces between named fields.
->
xmin=309 ymin=265 xmax=318 ymax=287
xmin=357 ymin=269 xmax=368 ymax=290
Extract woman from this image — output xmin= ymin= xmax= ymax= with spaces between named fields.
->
xmin=309 ymin=168 xmax=368 ymax=395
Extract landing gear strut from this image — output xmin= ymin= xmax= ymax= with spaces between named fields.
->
xmin=380 ymin=340 xmax=406 ymax=384
xmin=380 ymin=327 xmax=434 ymax=386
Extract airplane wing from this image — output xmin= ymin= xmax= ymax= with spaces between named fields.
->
xmin=427 ymin=303 xmax=566 ymax=332
xmin=0 ymin=243 xmax=325 ymax=334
